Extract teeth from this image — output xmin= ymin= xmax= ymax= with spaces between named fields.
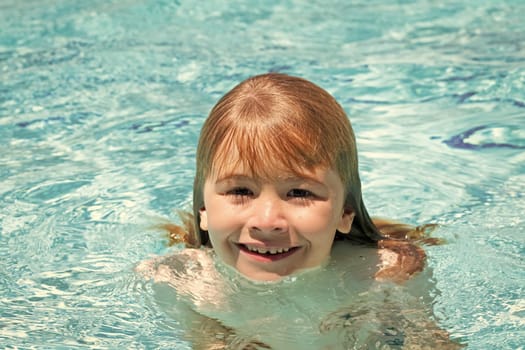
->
xmin=246 ymin=246 xmax=291 ymax=255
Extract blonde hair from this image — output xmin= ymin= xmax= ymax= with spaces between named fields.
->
xmin=164 ymin=73 xmax=384 ymax=247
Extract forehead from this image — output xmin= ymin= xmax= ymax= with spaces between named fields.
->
xmin=208 ymin=144 xmax=315 ymax=181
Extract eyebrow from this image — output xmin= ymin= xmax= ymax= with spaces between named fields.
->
xmin=214 ymin=173 xmax=326 ymax=187
xmin=214 ymin=174 xmax=252 ymax=183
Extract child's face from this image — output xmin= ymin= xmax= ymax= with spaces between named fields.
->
xmin=199 ymin=165 xmax=354 ymax=281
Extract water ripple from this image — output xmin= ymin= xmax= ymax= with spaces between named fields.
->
xmin=1 ymin=0 xmax=524 ymax=348
xmin=444 ymin=124 xmax=525 ymax=150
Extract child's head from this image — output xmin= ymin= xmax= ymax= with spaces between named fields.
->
xmin=190 ymin=73 xmax=382 ymax=249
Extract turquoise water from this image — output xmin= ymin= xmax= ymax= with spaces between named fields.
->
xmin=1 ymin=0 xmax=524 ymax=348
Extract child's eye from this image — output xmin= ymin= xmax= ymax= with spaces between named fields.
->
xmin=226 ymin=187 xmax=253 ymax=205
xmin=287 ymin=189 xmax=314 ymax=198
xmin=227 ymin=187 xmax=253 ymax=197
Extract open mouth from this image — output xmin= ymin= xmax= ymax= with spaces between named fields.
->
xmin=237 ymin=244 xmax=300 ymax=261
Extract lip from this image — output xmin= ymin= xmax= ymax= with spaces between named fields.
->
xmin=236 ymin=243 xmax=301 ymax=262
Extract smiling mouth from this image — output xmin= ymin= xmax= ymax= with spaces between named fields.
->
xmin=237 ymin=244 xmax=300 ymax=261
xmin=246 ymin=246 xmax=291 ymax=254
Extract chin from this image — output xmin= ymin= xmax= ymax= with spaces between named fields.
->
xmin=237 ymin=266 xmax=294 ymax=282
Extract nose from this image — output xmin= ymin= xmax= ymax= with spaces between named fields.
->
xmin=248 ymin=194 xmax=288 ymax=235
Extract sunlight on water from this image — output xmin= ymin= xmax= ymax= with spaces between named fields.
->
xmin=1 ymin=0 xmax=524 ymax=348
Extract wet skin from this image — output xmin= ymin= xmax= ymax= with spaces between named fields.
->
xmin=199 ymin=167 xmax=354 ymax=281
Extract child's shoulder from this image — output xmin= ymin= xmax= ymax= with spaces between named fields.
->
xmin=135 ymin=248 xmax=214 ymax=283
xmin=375 ymin=239 xmax=426 ymax=282
xmin=136 ymin=248 xmax=228 ymax=310
xmin=372 ymin=218 xmax=433 ymax=283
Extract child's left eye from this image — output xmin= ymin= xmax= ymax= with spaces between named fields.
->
xmin=287 ymin=189 xmax=314 ymax=198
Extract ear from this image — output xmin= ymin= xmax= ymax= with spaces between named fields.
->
xmin=199 ymin=207 xmax=208 ymax=231
xmin=337 ymin=209 xmax=355 ymax=234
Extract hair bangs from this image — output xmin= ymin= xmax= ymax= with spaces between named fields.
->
xmin=209 ymin=117 xmax=335 ymax=181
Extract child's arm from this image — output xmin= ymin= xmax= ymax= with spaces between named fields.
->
xmin=370 ymin=218 xmax=465 ymax=348
xmin=184 ymin=308 xmax=271 ymax=350
xmin=137 ymin=251 xmax=272 ymax=350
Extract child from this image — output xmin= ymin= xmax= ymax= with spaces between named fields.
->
xmin=139 ymin=73 xmax=462 ymax=349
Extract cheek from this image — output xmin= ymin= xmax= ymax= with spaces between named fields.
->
xmin=294 ymin=204 xmax=340 ymax=232
xmin=205 ymin=202 xmax=242 ymax=233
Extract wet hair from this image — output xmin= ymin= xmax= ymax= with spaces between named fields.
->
xmin=178 ymin=73 xmax=384 ymax=247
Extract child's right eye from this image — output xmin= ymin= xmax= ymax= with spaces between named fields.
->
xmin=225 ymin=187 xmax=253 ymax=205
xmin=226 ymin=187 xmax=253 ymax=197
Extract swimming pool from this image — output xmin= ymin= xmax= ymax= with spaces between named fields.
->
xmin=1 ymin=0 xmax=523 ymax=348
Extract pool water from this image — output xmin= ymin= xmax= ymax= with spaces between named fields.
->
xmin=1 ymin=0 xmax=524 ymax=348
